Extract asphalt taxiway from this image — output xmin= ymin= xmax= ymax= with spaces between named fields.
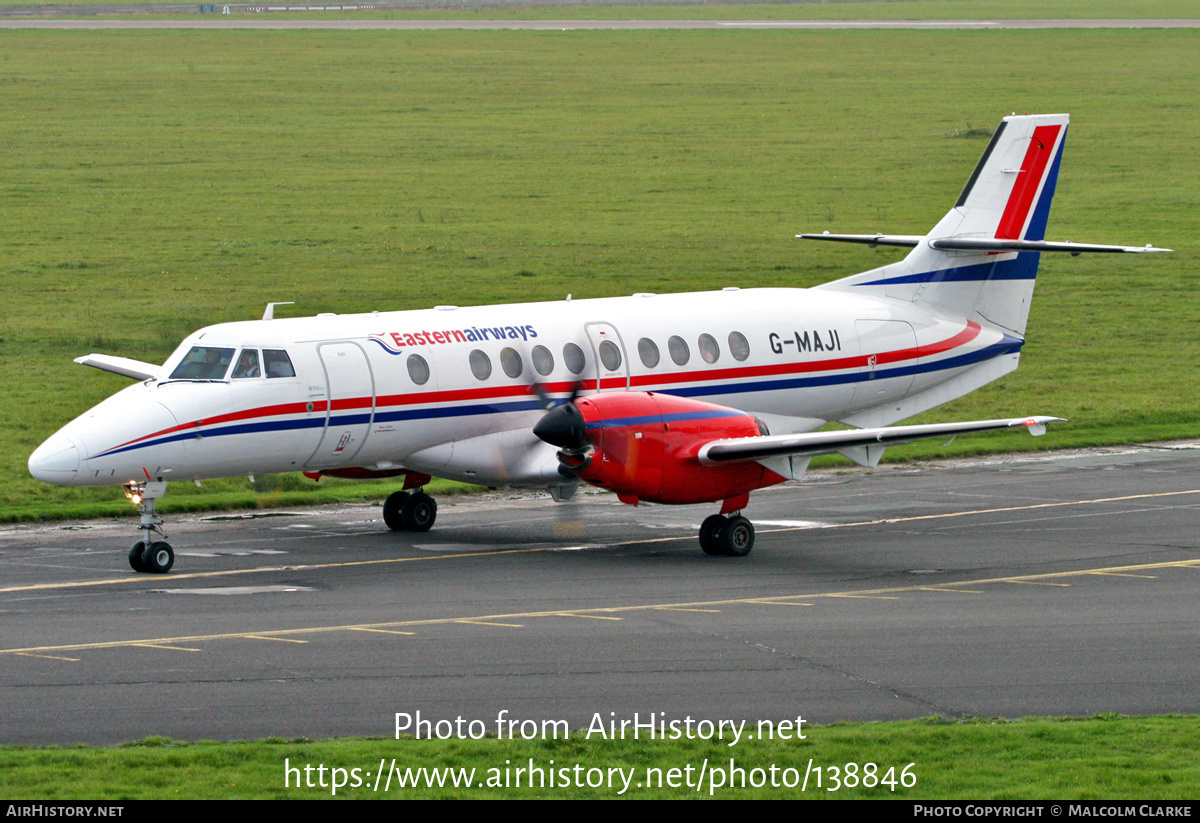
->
xmin=1 ymin=443 xmax=1197 ymax=745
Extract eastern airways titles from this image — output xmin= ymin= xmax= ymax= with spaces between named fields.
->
xmin=369 ymin=324 xmax=539 ymax=354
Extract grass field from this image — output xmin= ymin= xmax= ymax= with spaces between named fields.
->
xmin=4 ymin=715 xmax=1199 ymax=798
xmin=1 ymin=27 xmax=1195 ymax=520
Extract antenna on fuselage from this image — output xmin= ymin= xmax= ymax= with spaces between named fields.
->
xmin=262 ymin=302 xmax=295 ymax=321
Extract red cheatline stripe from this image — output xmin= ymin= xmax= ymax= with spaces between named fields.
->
xmin=106 ymin=400 xmax=322 ymax=451
xmin=995 ymin=124 xmax=1061 ymax=241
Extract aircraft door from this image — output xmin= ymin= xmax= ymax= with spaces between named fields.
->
xmin=583 ymin=322 xmax=630 ymax=392
xmin=306 ymin=342 xmax=375 ymax=468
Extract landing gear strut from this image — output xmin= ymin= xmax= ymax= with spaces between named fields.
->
xmin=699 ymin=512 xmax=755 ymax=557
xmin=124 ymin=480 xmax=174 ymax=573
xmin=383 ymin=488 xmax=437 ymax=532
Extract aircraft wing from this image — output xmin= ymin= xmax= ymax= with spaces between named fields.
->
xmin=697 ymin=416 xmax=1064 ymax=468
xmin=74 ymin=354 xmax=162 ymax=381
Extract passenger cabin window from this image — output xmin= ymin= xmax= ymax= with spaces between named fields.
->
xmin=563 ymin=343 xmax=586 ymax=375
xmin=532 ymin=345 xmax=554 ymax=376
xmin=698 ymin=333 xmax=720 ymax=364
xmin=668 ymin=336 xmax=689 ymax=366
xmin=170 ymin=346 xmax=234 ymax=380
xmin=263 ymin=349 xmax=296 ymax=378
xmin=638 ymin=338 xmax=660 ymax=368
xmin=407 ymin=353 xmax=430 ymax=386
xmin=599 ymin=340 xmax=622 ymax=371
xmin=728 ymin=331 xmax=750 ymax=362
xmin=231 ymin=349 xmax=261 ymax=379
xmin=469 ymin=349 xmax=492 ymax=381
xmin=500 ymin=347 xmax=523 ymax=379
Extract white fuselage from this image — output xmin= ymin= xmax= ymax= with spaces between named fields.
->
xmin=29 ymin=286 xmax=1021 ymax=490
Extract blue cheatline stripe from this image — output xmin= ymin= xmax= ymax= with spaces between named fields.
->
xmin=853 ymin=258 xmax=1038 ymax=287
xmin=585 ymin=409 xmax=745 ymax=432
xmin=374 ymin=399 xmax=546 ymax=424
xmin=94 ymin=417 xmax=327 ymax=459
xmin=91 ymin=337 xmax=1023 ymax=458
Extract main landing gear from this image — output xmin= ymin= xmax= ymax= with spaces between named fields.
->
xmin=383 ymin=489 xmax=438 ymax=533
xmin=699 ymin=513 xmax=755 ymax=557
xmin=124 ymin=480 xmax=174 ymax=574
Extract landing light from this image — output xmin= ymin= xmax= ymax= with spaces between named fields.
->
xmin=123 ymin=481 xmax=145 ymax=506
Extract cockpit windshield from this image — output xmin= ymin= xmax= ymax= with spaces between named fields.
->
xmin=169 ymin=346 xmax=235 ymax=380
xmin=231 ymin=349 xmax=261 ymax=379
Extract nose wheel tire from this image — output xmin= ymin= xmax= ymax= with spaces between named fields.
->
xmin=140 ymin=541 xmax=174 ymax=574
xmin=129 ymin=541 xmax=148 ymax=572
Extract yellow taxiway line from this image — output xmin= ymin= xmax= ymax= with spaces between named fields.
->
xmin=3 ymin=557 xmax=1197 ymax=658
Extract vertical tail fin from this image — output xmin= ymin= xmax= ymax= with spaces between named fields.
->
xmin=815 ymin=114 xmax=1070 ymax=337
xmin=943 ymin=114 xmax=1068 ymax=244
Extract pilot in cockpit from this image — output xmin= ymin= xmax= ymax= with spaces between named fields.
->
xmin=232 ymin=349 xmax=261 ymax=379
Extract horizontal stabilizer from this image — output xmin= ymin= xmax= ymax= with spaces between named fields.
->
xmin=797 ymin=232 xmax=922 ymax=248
xmin=798 ymin=233 xmax=1171 ymax=255
xmin=697 ymin=416 xmax=1064 ymax=466
xmin=74 ymin=354 xmax=162 ymax=381
xmin=929 ymin=238 xmax=1172 ymax=255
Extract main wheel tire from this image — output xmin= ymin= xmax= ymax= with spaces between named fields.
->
xmin=141 ymin=541 xmax=175 ymax=574
xmin=699 ymin=514 xmax=726 ymax=556
xmin=400 ymin=492 xmax=437 ymax=532
xmin=129 ymin=541 xmax=148 ymax=572
xmin=383 ymin=491 xmax=411 ymax=531
xmin=717 ymin=515 xmax=754 ymax=557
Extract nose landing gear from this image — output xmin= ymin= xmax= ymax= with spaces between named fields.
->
xmin=124 ymin=480 xmax=174 ymax=573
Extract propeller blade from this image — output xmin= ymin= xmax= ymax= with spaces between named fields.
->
xmin=531 ymin=381 xmax=554 ymax=411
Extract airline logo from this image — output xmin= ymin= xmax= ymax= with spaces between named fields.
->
xmin=369 ymin=324 xmax=539 ymax=355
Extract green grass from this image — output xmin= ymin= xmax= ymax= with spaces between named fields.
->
xmin=3 ymin=715 xmax=1197 ymax=798
xmin=360 ymin=0 xmax=1200 ymax=21
xmin=2 ymin=28 xmax=1195 ymax=519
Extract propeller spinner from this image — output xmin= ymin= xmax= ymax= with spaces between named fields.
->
xmin=531 ymin=382 xmax=592 ymax=473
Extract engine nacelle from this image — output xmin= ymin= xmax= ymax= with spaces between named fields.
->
xmin=567 ymin=392 xmax=785 ymax=507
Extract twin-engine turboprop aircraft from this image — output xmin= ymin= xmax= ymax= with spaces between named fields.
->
xmin=29 ymin=114 xmax=1168 ymax=573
